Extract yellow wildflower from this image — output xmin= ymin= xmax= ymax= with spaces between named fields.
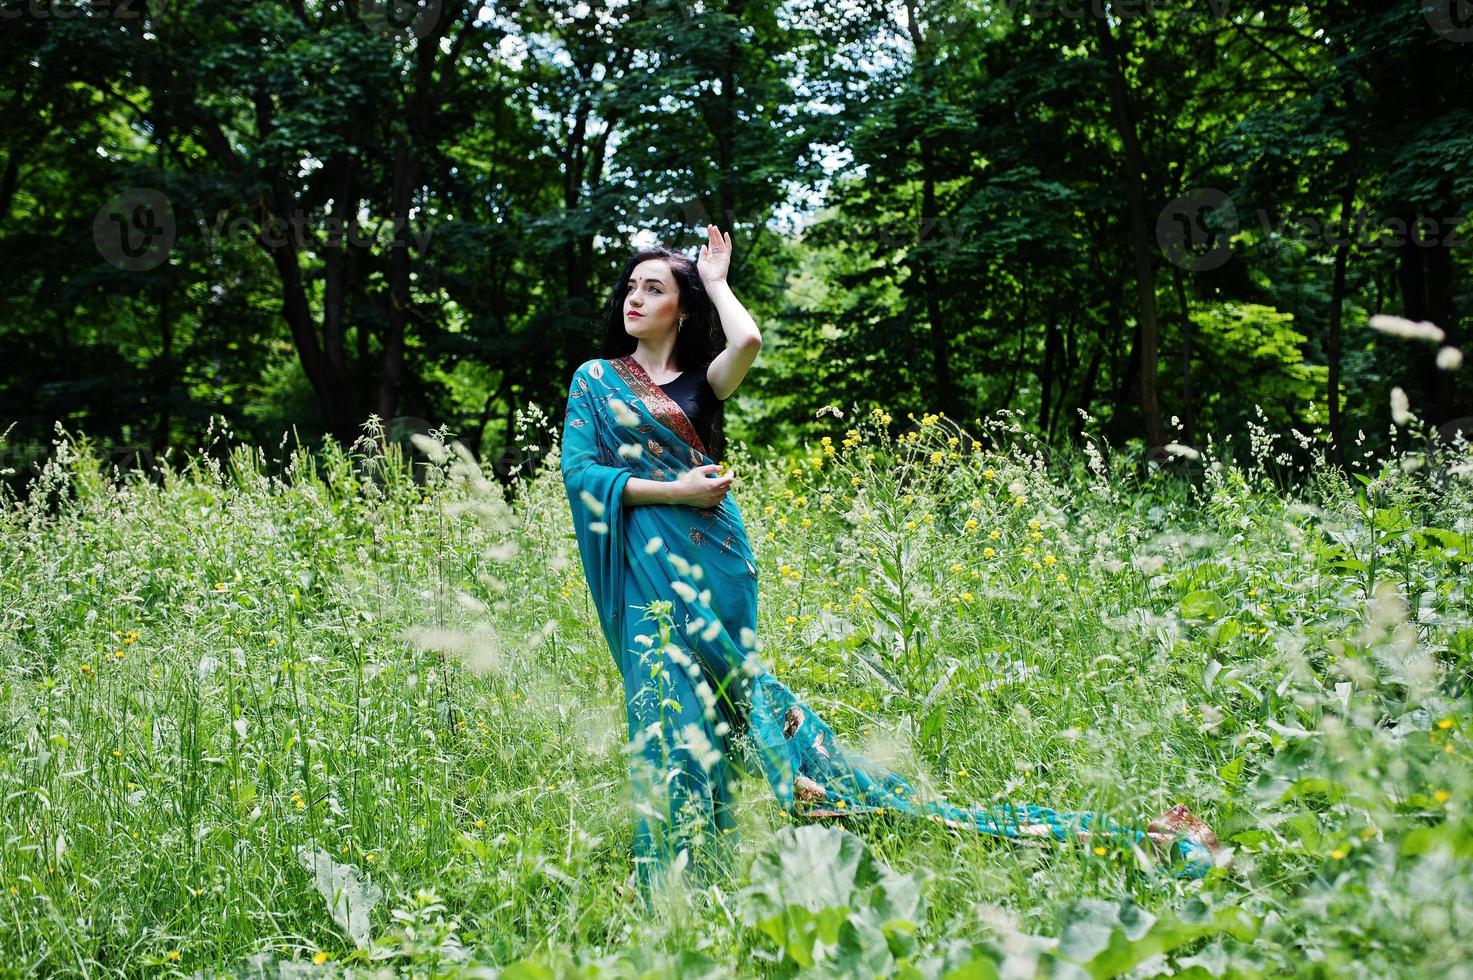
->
xmin=983 ymin=547 xmax=995 ymax=558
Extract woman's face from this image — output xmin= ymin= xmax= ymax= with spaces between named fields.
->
xmin=622 ymin=259 xmax=681 ymax=339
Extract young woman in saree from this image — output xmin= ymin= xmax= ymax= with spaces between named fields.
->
xmin=560 ymin=225 xmax=1227 ymax=905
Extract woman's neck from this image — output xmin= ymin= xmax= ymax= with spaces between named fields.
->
xmin=631 ymin=341 xmax=679 ymax=377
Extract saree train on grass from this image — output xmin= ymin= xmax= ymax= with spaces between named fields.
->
xmin=560 ymin=354 xmax=1222 ymax=902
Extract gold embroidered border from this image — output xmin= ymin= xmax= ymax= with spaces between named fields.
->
xmin=608 ymin=354 xmax=710 ymax=461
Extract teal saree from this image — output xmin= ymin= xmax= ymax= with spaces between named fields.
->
xmin=560 ymin=354 xmax=1221 ymax=902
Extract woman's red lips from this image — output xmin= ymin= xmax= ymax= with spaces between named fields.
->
xmin=627 ymin=311 xmax=643 ymax=317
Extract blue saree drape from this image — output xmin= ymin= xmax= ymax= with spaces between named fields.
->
xmin=560 ymin=354 xmax=1217 ymax=902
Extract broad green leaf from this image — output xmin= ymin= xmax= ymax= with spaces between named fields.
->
xmin=1182 ymin=590 xmax=1227 ymax=621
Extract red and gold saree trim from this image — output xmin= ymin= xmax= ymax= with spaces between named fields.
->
xmin=608 ymin=354 xmax=710 ymax=462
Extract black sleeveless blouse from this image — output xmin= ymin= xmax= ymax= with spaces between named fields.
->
xmin=655 ymin=366 xmax=720 ymax=455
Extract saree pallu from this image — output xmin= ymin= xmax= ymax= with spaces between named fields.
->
xmin=560 ymin=355 xmax=1216 ymax=903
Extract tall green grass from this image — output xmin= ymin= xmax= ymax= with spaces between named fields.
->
xmin=0 ymin=407 xmax=1469 ymax=977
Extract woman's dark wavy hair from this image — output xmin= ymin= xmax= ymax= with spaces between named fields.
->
xmin=599 ymin=246 xmax=727 ymax=462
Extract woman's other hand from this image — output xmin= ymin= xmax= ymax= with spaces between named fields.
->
xmin=672 ymin=463 xmax=733 ymax=508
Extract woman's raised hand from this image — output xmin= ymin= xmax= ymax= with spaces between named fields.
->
xmin=672 ymin=463 xmax=733 ymax=508
xmin=696 ymin=224 xmax=731 ymax=285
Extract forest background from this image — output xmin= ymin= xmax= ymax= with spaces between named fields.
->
xmin=1 ymin=0 xmax=1469 ymax=484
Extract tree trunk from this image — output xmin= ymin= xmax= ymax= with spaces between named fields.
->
xmin=153 ymin=284 xmax=173 ymax=453
xmin=1093 ymin=14 xmax=1166 ymax=450
xmin=1039 ymin=313 xmax=1060 ymax=436
xmin=1170 ymin=266 xmax=1195 ymax=448
xmin=1326 ymin=177 xmax=1357 ymax=466
xmin=377 ymin=136 xmax=417 ymax=425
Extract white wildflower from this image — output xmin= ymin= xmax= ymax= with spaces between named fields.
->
xmin=671 ymin=581 xmax=697 ymax=603
xmin=644 ymin=536 xmax=663 ymax=555
xmin=409 ymin=433 xmax=449 ymax=464
xmin=1369 ymin=314 xmax=1445 ymax=343
xmin=1390 ymin=387 xmax=1413 ymax=426
xmin=1163 ymin=442 xmax=1200 ymax=460
xmin=608 ymin=397 xmax=641 ymax=427
xmin=676 ymin=723 xmax=723 ymax=773
xmin=1132 ymin=554 xmax=1166 ymax=576
xmin=618 ymin=442 xmax=643 ymax=459
xmin=578 ymin=489 xmax=605 ymax=518
xmin=1437 ymin=346 xmax=1463 ymax=371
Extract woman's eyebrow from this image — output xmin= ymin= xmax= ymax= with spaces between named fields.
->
xmin=629 ymin=276 xmax=665 ymax=285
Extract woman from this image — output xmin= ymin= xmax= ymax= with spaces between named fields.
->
xmin=560 ymin=225 xmax=1226 ymax=905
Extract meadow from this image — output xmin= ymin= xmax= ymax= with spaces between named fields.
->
xmin=0 ymin=406 xmax=1469 ymax=978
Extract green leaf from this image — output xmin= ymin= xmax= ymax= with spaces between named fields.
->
xmin=1182 ymin=590 xmax=1227 ymax=621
